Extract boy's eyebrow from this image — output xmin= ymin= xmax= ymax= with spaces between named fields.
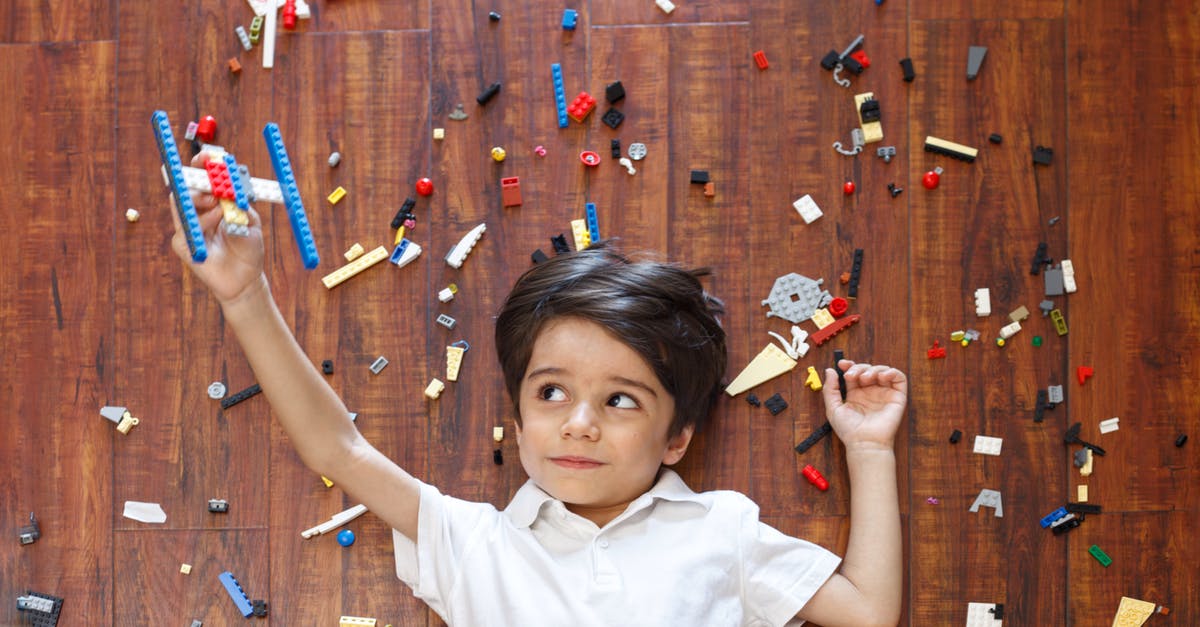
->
xmin=525 ymin=367 xmax=659 ymax=398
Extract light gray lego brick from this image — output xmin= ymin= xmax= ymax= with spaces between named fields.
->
xmin=1044 ymin=268 xmax=1065 ymax=296
xmin=1047 ymin=385 xmax=1064 ymax=404
xmin=967 ymin=46 xmax=988 ymax=79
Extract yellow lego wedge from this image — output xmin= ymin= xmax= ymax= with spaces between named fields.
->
xmin=1111 ymin=597 xmax=1158 ymax=627
xmin=446 ymin=346 xmax=466 ymax=382
xmin=725 ymin=344 xmax=797 ymax=396
xmin=322 ymin=245 xmax=389 ymax=289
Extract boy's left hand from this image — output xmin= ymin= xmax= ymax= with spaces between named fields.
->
xmin=822 ymin=361 xmax=908 ymax=452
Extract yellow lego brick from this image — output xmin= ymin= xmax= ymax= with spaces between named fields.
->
xmin=570 ymin=219 xmax=591 ymax=251
xmin=1080 ymin=448 xmax=1094 ymax=476
xmin=810 ymin=308 xmax=834 ymax=329
xmin=1051 ymin=309 xmax=1068 ymax=336
xmin=1112 ymin=597 xmax=1158 ymax=627
xmin=446 ymin=346 xmax=466 ymax=382
xmin=321 ymin=475 xmax=334 ymax=488
xmin=1077 ymin=484 xmax=1088 ymax=502
xmin=424 ymin=378 xmax=445 ymax=399
xmin=321 ymin=245 xmax=389 ymax=289
xmin=180 ymin=563 xmax=192 ymax=575
xmin=340 ymin=617 xmax=378 ymax=627
xmin=343 ymin=243 xmax=364 ymax=261
xmin=493 ymin=426 xmax=504 ymax=443
xmin=116 ymin=412 xmax=139 ymax=434
xmin=804 ymin=366 xmax=823 ymax=391
xmin=854 ymin=92 xmax=883 ymax=144
xmin=327 ymin=186 xmax=347 ymax=205
xmin=433 ymin=127 xmax=445 ymax=140
xmin=724 ymin=344 xmax=797 ymax=396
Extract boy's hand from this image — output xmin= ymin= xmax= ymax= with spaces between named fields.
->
xmin=822 ymin=360 xmax=907 ymax=452
xmin=168 ymin=152 xmax=267 ymax=307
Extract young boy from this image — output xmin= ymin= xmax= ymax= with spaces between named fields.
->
xmin=169 ymin=153 xmax=906 ymax=626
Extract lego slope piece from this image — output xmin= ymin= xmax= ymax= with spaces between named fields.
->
xmin=1111 ymin=597 xmax=1161 ymax=627
xmin=966 ymin=602 xmax=1003 ymax=626
xmin=725 ymin=344 xmax=798 ymax=396
xmin=446 ymin=345 xmax=466 ymax=381
xmin=263 ymin=123 xmax=320 ymax=269
xmin=151 ymin=111 xmax=207 ymax=262
xmin=446 ymin=223 xmax=486 ymax=269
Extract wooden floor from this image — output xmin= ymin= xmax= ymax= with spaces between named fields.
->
xmin=2 ymin=1 xmax=1197 ymax=625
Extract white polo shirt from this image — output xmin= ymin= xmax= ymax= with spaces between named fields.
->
xmin=392 ymin=469 xmax=841 ymax=626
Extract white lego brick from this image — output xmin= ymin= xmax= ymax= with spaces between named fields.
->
xmin=968 ymin=489 xmax=1003 ymax=517
xmin=176 ymin=164 xmax=284 ymax=204
xmin=1047 ymin=385 xmax=1064 ymax=404
xmin=656 ymin=0 xmax=676 ymax=14
xmin=974 ymin=288 xmax=991 ymax=317
xmin=973 ymin=435 xmax=1003 ymax=456
xmin=1099 ymin=417 xmax=1120 ymax=434
xmin=792 ymin=194 xmax=823 ymax=224
xmin=998 ymin=320 xmax=1021 ymax=339
xmin=966 ymin=602 xmax=1003 ymax=626
xmin=262 ymin=0 xmax=277 ymax=68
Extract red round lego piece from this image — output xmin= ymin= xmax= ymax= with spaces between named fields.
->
xmin=922 ymin=170 xmax=940 ymax=189
xmin=196 ymin=115 xmax=217 ymax=143
xmin=415 ymin=177 xmax=434 ymax=196
xmin=802 ymin=464 xmax=829 ymax=491
xmin=579 ymin=151 xmax=601 ymax=167
xmin=843 ymin=181 xmax=856 ymax=195
xmin=828 ymin=297 xmax=849 ymax=318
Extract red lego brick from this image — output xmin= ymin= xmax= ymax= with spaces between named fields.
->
xmin=753 ymin=50 xmax=769 ymax=70
xmin=500 ymin=176 xmax=522 ymax=208
xmin=204 ymin=159 xmax=235 ymax=200
xmin=566 ymin=92 xmax=596 ymax=123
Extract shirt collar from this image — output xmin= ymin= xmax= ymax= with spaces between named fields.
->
xmin=503 ymin=468 xmax=711 ymax=529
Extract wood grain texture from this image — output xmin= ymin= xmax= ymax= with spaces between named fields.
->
xmin=2 ymin=1 xmax=1197 ymax=625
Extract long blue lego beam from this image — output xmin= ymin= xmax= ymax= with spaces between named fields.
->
xmin=218 ymin=571 xmax=254 ymax=617
xmin=262 ymin=123 xmax=320 ymax=269
xmin=151 ymin=110 xmax=207 ymax=263
xmin=585 ymin=202 xmax=600 ymax=243
xmin=551 ymin=63 xmax=568 ymax=129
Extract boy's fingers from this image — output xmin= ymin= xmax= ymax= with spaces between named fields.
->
xmin=822 ymin=368 xmax=843 ymax=408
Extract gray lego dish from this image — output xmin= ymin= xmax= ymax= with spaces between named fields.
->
xmin=761 ymin=273 xmax=832 ymax=323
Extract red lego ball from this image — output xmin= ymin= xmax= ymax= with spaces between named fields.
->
xmin=196 ymin=115 xmax=217 ymax=143
xmin=843 ymin=181 xmax=856 ymax=195
xmin=415 ymin=177 xmax=434 ymax=196
xmin=922 ymin=170 xmax=940 ymax=189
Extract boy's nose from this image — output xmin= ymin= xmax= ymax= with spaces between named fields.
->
xmin=561 ymin=403 xmax=600 ymax=440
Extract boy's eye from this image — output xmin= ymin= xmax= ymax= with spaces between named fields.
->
xmin=607 ymin=393 xmax=638 ymax=409
xmin=540 ymin=385 xmax=567 ymax=401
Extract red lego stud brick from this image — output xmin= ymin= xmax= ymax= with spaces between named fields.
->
xmin=1077 ymin=365 xmax=1094 ymax=385
xmin=828 ymin=296 xmax=849 ymax=318
xmin=753 ymin=50 xmax=769 ymax=70
xmin=802 ymin=464 xmax=829 ymax=491
xmin=196 ymin=115 xmax=217 ymax=143
xmin=927 ymin=340 xmax=947 ymax=359
xmin=282 ymin=0 xmax=297 ymax=29
xmin=415 ymin=177 xmax=434 ymax=196
xmin=204 ymin=159 xmax=235 ymax=200
xmin=566 ymin=92 xmax=596 ymax=123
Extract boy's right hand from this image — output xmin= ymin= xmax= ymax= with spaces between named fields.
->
xmin=168 ymin=152 xmax=267 ymax=307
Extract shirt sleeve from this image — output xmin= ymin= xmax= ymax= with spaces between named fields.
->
xmin=392 ymin=481 xmax=500 ymax=621
xmin=738 ymin=498 xmax=842 ymax=627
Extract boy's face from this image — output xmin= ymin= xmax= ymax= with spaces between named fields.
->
xmin=515 ymin=317 xmax=693 ymax=526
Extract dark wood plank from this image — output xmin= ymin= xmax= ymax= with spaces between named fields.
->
xmin=591 ymin=0 xmax=747 ymax=25
xmin=913 ymin=0 xmax=1062 ymax=20
xmin=0 ymin=0 xmax=115 ymax=42
xmin=0 ymin=41 xmax=116 ymax=626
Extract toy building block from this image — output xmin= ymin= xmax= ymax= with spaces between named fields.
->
xmin=1049 ymin=513 xmax=1081 ymax=534
xmin=804 ymin=366 xmax=823 ymax=391
xmin=1044 ymin=267 xmax=1065 ymax=296
xmin=761 ymin=273 xmax=830 ymax=323
xmin=1176 ymin=434 xmax=1188 ymax=447
xmin=300 ymin=504 xmax=368 ymax=539
xmin=16 ymin=591 xmax=63 ymax=626
xmin=340 ymin=618 xmax=378 ymax=627
xmin=1033 ymin=145 xmax=1054 ymax=166
xmin=321 ymin=475 xmax=334 ymax=487
xmin=724 ymin=344 xmax=797 ymax=396
xmin=228 ymin=58 xmax=242 ymax=74
xmin=436 ymin=314 xmax=457 ymax=329
xmin=561 ymin=9 xmax=578 ymax=30
xmin=391 ymin=198 xmax=417 ymax=229
xmin=810 ymin=314 xmax=861 ymax=346
xmin=446 ymin=223 xmax=486 ymax=268
xmin=322 ymin=245 xmax=388 ymax=288
xmin=551 ymin=64 xmax=569 ymax=128
xmin=493 ymin=426 xmax=504 ymax=443
xmin=437 ymin=284 xmax=457 ymax=302
xmin=1068 ymin=502 xmax=1102 ymax=515
xmin=1089 ymin=544 xmax=1112 ymax=567
xmin=610 ymin=139 xmax=622 ymax=159
xmin=1061 ymin=259 xmax=1077 ymax=293
xmin=927 ymin=340 xmax=947 ymax=359
xmin=494 ymin=449 xmax=504 ymax=465
xmin=899 ymin=57 xmax=915 ymax=81
xmin=1031 ymin=242 xmax=1050 ymax=274
xmin=565 ymin=91 xmax=597 ymax=123
xmin=570 ymin=219 xmax=591 ymax=251
xmin=966 ymin=46 xmax=987 ymax=80
xmin=180 ymin=563 xmax=192 ymax=574
xmin=763 ymin=393 xmax=788 ymax=415
xmin=605 ymin=80 xmax=625 ymax=103
xmin=424 ymin=378 xmax=445 ymax=400
xmin=847 ymin=249 xmax=864 ymax=298
xmin=113 ymin=410 xmax=140 ymax=434
xmin=973 ymin=435 xmax=1003 ymax=456
xmin=1077 ymin=485 xmax=1088 ymax=502
xmin=655 ymin=0 xmax=675 ymax=14
xmin=18 ymin=512 xmax=40 ymax=545
xmin=1076 ymin=365 xmax=1094 ymax=384
xmin=998 ymin=321 xmax=1021 ymax=340
xmin=1079 ymin=449 xmax=1094 ymax=476
xmin=924 ymin=135 xmax=978 ymax=162
xmin=262 ymin=123 xmax=320 ymax=268
xmin=262 ymin=0 xmax=277 ymax=67
xmin=828 ymin=296 xmax=848 ymax=317
xmin=221 ymin=383 xmax=262 ymax=410
xmin=446 ymin=345 xmax=466 ymax=382
xmin=766 ymin=325 xmax=810 ymax=360
xmin=1112 ymin=597 xmax=1165 ymax=627
xmin=327 ymin=186 xmax=347 ymax=205
xmin=753 ymin=50 xmax=769 ymax=70
xmin=551 ymin=234 xmax=571 ymax=254
xmin=389 ymin=239 xmax=422 ymax=268
xmin=219 ymin=571 xmax=255 ymax=617
xmin=950 ymin=429 xmax=962 ymax=443
xmin=974 ymin=288 xmax=992 ymax=316
xmin=585 ymin=203 xmax=601 ymax=243
xmin=876 ymin=145 xmax=897 ymax=162
xmin=792 ymin=194 xmax=823 ymax=224
xmin=208 ymin=498 xmax=229 ymax=513
xmin=1009 ymin=305 xmax=1030 ymax=322
xmin=1099 ymin=417 xmax=1120 ymax=434
xmin=1040 ymin=506 xmax=1069 ymax=528
xmin=1034 ymin=390 xmax=1051 ymax=422
xmin=151 ymin=111 xmax=207 ymax=262
xmin=833 ymin=350 xmax=848 ymax=401
xmin=501 ymin=177 xmax=522 ymax=207
xmin=794 ymin=421 xmax=832 ymax=454
xmin=601 ymin=108 xmax=624 ymax=129
xmin=1050 ymin=309 xmax=1068 ymax=336
xmin=854 ymin=92 xmax=883 ymax=144
xmin=965 ymin=602 xmax=1002 ymax=626
xmin=969 ymin=488 xmax=1003 ymax=517
xmin=801 ymin=464 xmax=829 ymax=491
xmin=476 ymin=82 xmax=501 ymax=104
xmin=251 ymin=599 xmax=269 ymax=617
xmin=369 ymin=356 xmax=388 ymax=375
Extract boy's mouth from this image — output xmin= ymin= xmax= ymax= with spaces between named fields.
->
xmin=549 ymin=456 xmax=604 ymax=469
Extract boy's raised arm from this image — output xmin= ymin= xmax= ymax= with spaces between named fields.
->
xmin=795 ymin=361 xmax=906 ymax=627
xmin=167 ymin=154 xmax=421 ymax=541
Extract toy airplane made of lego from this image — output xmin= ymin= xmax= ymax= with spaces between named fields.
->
xmin=151 ymin=110 xmax=320 ymax=269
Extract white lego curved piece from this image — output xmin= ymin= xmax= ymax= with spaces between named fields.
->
xmin=445 ymin=223 xmax=486 ymax=269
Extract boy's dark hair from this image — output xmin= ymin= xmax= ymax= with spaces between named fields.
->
xmin=495 ymin=241 xmax=727 ymax=438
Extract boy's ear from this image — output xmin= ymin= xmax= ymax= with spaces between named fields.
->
xmin=662 ymin=424 xmax=695 ymax=466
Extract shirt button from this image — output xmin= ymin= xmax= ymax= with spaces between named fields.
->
xmin=598 ymin=538 xmax=610 ymax=549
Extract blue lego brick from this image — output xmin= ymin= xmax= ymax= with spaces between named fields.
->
xmin=389 ymin=238 xmax=411 ymax=264
xmin=551 ymin=63 xmax=568 ymax=129
xmin=1040 ymin=506 xmax=1068 ymax=528
xmin=222 ymin=153 xmax=251 ymax=211
xmin=562 ymin=9 xmax=578 ymax=30
xmin=151 ymin=111 xmax=207 ymax=263
xmin=218 ymin=571 xmax=255 ymax=617
xmin=585 ymin=202 xmax=600 ymax=243
xmin=262 ymin=123 xmax=320 ymax=269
